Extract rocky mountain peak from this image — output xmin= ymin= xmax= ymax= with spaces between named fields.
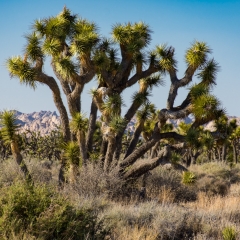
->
xmin=6 ymin=111 xmax=240 ymax=135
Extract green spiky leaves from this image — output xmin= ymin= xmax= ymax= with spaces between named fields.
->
xmin=0 ymin=110 xmax=20 ymax=144
xmin=136 ymin=102 xmax=156 ymax=122
xmin=102 ymin=94 xmax=125 ymax=117
xmin=71 ymin=19 xmax=99 ymax=56
xmin=185 ymin=128 xmax=201 ymax=148
xmin=108 ymin=116 xmax=126 ymax=135
xmin=132 ymin=91 xmax=151 ymax=105
xmin=112 ymin=22 xmax=151 ymax=52
xmin=70 ymin=112 xmax=88 ymax=133
xmin=182 ymin=171 xmax=196 ymax=185
xmin=197 ymin=59 xmax=219 ymax=87
xmin=188 ymin=83 xmax=225 ymax=122
xmin=62 ymin=141 xmax=80 ymax=165
xmin=155 ymin=44 xmax=177 ymax=72
xmin=201 ymin=132 xmax=214 ymax=151
xmin=24 ymin=32 xmax=43 ymax=62
xmin=54 ymin=57 xmax=78 ymax=79
xmin=189 ymin=84 xmax=209 ymax=100
xmin=71 ymin=32 xmax=99 ymax=55
xmin=192 ymin=94 xmax=222 ymax=122
xmin=185 ymin=41 xmax=211 ymax=69
xmin=42 ymin=38 xmax=61 ymax=56
xmin=93 ymin=51 xmax=110 ymax=70
xmin=7 ymin=57 xmax=37 ymax=89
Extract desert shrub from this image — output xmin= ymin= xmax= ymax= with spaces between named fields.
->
xmin=0 ymin=158 xmax=25 ymax=186
xmin=70 ymin=162 xmax=125 ymax=200
xmin=152 ymin=206 xmax=203 ymax=240
xmin=190 ymin=162 xmax=240 ymax=183
xmin=0 ymin=182 xmax=108 ymax=239
xmin=146 ymin=167 xmax=197 ymax=202
xmin=197 ymin=175 xmax=230 ymax=197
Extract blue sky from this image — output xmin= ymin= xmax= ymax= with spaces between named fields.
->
xmin=1 ymin=0 xmax=240 ymax=116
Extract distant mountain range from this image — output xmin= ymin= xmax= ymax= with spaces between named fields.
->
xmin=12 ymin=111 xmax=240 ymax=135
xmin=14 ymin=110 xmax=61 ymax=135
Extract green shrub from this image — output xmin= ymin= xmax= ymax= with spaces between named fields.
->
xmin=0 ymin=182 xmax=108 ymax=239
xmin=182 ymin=171 xmax=196 ymax=185
xmin=222 ymin=226 xmax=237 ymax=240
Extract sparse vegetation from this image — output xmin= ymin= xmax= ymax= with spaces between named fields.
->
xmin=0 ymin=159 xmax=239 ymax=239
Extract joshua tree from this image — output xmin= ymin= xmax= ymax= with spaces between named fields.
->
xmin=70 ymin=112 xmax=88 ymax=165
xmin=62 ymin=141 xmax=80 ymax=184
xmin=6 ymin=7 xmax=224 ymax=183
xmin=0 ymin=110 xmax=32 ymax=183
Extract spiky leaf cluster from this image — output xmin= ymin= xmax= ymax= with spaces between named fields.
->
xmin=62 ymin=141 xmax=80 ymax=165
xmin=70 ymin=112 xmax=88 ymax=133
xmin=112 ymin=22 xmax=151 ymax=53
xmin=24 ymin=32 xmax=43 ymax=61
xmin=7 ymin=57 xmax=37 ymax=89
xmin=185 ymin=41 xmax=211 ymax=68
xmin=155 ymin=44 xmax=177 ymax=71
xmin=189 ymin=84 xmax=209 ymax=100
xmin=54 ymin=57 xmax=78 ymax=79
xmin=71 ymin=32 xmax=99 ymax=56
xmin=136 ymin=102 xmax=155 ymax=123
xmin=102 ymin=94 xmax=124 ymax=118
xmin=201 ymin=131 xmax=214 ymax=150
xmin=182 ymin=171 xmax=196 ymax=185
xmin=185 ymin=128 xmax=201 ymax=149
xmin=197 ymin=59 xmax=219 ymax=87
xmin=192 ymin=94 xmax=222 ymax=121
xmin=0 ymin=111 xmax=20 ymax=144
xmin=177 ymin=122 xmax=191 ymax=135
xmin=108 ymin=116 xmax=126 ymax=134
xmin=131 ymin=91 xmax=151 ymax=106
xmin=42 ymin=38 xmax=61 ymax=56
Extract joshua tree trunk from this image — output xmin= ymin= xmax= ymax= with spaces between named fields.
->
xmin=114 ymin=97 xmax=147 ymax=161
xmin=36 ymin=72 xmax=71 ymax=142
xmin=11 ymin=141 xmax=32 ymax=183
xmin=232 ymin=143 xmax=238 ymax=164
xmin=100 ymin=139 xmax=108 ymax=164
xmin=104 ymin=138 xmax=116 ymax=172
xmin=78 ymin=131 xmax=88 ymax=165
xmin=150 ymin=142 xmax=160 ymax=158
xmin=222 ymin=143 xmax=227 ymax=162
xmin=86 ymin=100 xmax=98 ymax=158
xmin=124 ymin=122 xmax=144 ymax=159
xmin=122 ymin=146 xmax=171 ymax=180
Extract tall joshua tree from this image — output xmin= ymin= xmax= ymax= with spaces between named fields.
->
xmin=6 ymin=7 xmax=224 ymax=182
xmin=0 ymin=110 xmax=32 ymax=183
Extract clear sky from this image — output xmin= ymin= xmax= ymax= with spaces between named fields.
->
xmin=1 ymin=0 xmax=240 ymax=116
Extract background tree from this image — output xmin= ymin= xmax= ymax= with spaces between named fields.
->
xmin=0 ymin=110 xmax=32 ymax=183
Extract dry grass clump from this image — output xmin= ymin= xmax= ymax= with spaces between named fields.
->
xmin=146 ymin=167 xmax=197 ymax=203
xmin=68 ymin=162 xmax=125 ymax=200
xmin=101 ymin=201 xmax=203 ymax=240
xmin=197 ymin=175 xmax=230 ymax=196
xmin=190 ymin=162 xmax=240 ymax=184
xmin=0 ymin=158 xmax=25 ymax=185
xmin=184 ymin=192 xmax=240 ymax=239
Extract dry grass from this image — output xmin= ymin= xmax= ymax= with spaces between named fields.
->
xmin=1 ymin=159 xmax=240 ymax=239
